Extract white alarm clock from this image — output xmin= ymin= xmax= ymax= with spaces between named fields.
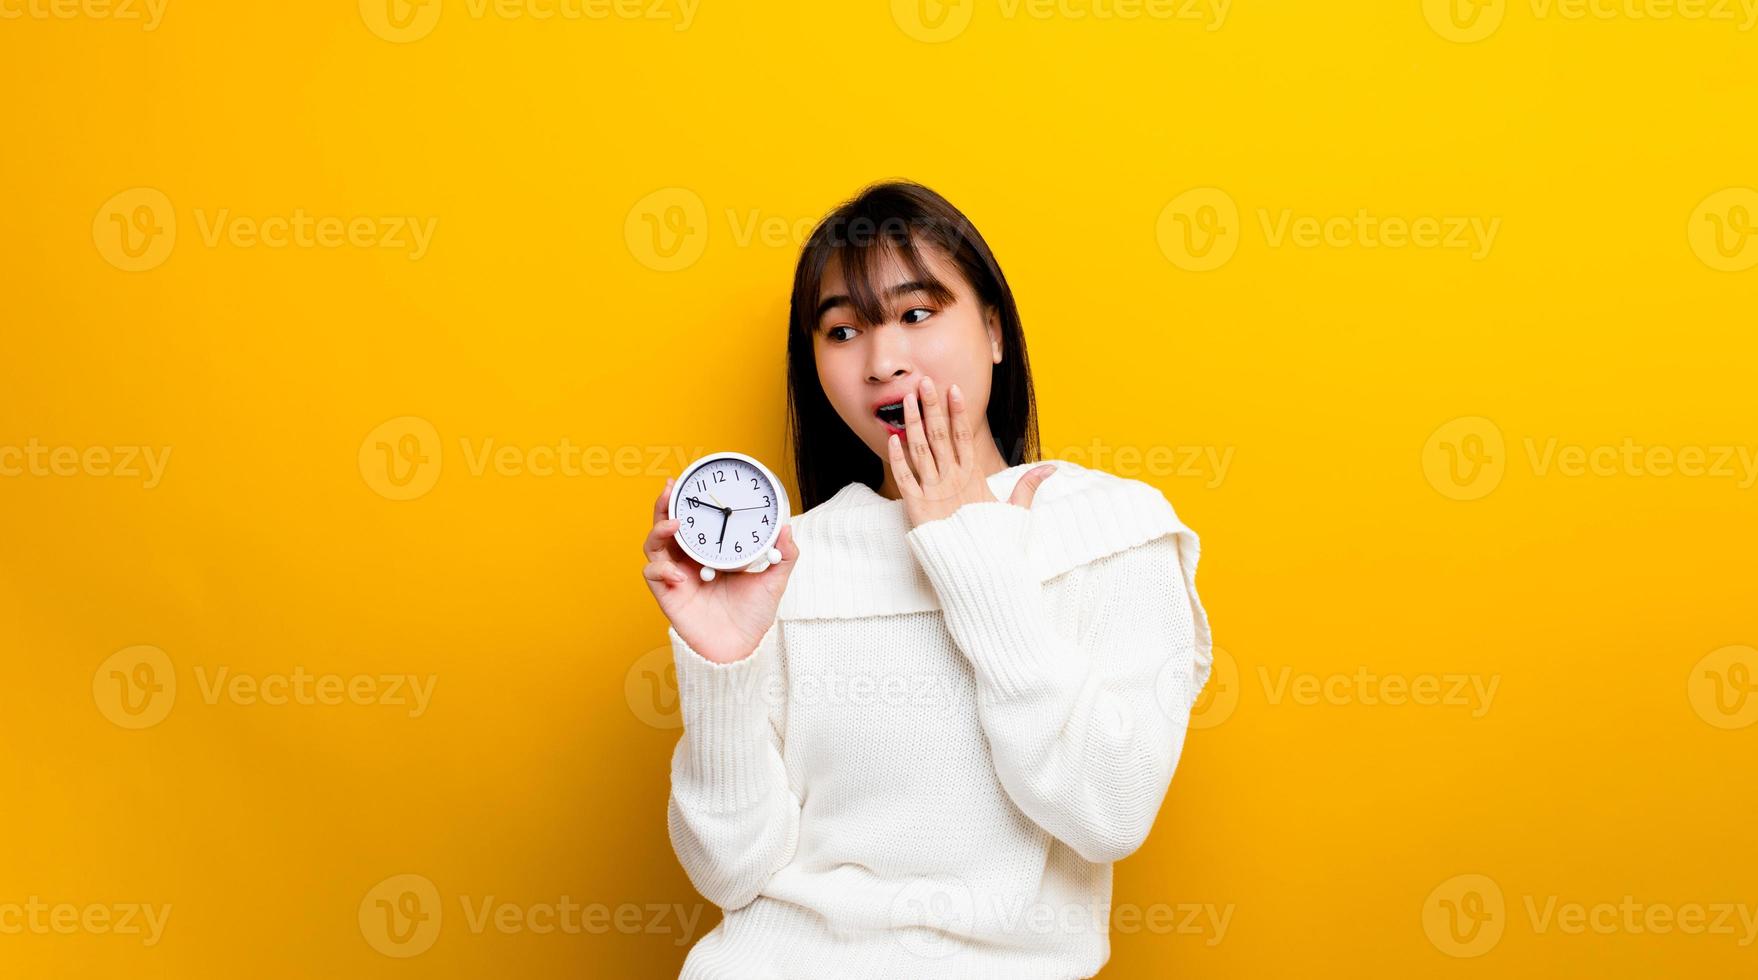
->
xmin=668 ymin=451 xmax=791 ymax=581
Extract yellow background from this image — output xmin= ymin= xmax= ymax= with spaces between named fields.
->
xmin=3 ymin=0 xmax=1755 ymax=976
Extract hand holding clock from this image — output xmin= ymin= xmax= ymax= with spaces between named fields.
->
xmin=642 ymin=477 xmax=800 ymax=665
xmin=888 ymin=376 xmax=1056 ymax=530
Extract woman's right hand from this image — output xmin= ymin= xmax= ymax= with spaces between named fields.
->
xmin=641 ymin=477 xmax=800 ymax=664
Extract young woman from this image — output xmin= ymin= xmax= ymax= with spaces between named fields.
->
xmin=640 ymin=180 xmax=1213 ymax=979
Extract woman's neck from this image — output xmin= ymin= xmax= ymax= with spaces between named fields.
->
xmin=874 ymin=424 xmax=1012 ymax=501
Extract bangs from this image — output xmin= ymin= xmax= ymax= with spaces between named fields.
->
xmin=825 ymin=221 xmax=959 ymax=327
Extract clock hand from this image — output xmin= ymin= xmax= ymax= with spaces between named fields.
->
xmin=716 ymin=508 xmax=729 ymax=547
xmin=684 ymin=496 xmax=730 ymax=515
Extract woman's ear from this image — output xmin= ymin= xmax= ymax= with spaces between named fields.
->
xmin=986 ymin=308 xmax=1002 ymax=364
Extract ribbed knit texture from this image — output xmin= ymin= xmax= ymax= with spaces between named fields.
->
xmin=666 ymin=459 xmax=1212 ymax=979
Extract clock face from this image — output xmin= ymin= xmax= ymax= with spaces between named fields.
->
xmin=670 ymin=454 xmax=785 ymax=568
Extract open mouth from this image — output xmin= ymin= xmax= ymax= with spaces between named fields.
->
xmin=874 ymin=401 xmax=905 ymax=432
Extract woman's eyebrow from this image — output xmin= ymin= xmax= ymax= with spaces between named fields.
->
xmin=814 ymin=280 xmax=942 ymax=321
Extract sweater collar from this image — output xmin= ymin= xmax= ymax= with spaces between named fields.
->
xmin=775 ymin=458 xmax=1202 ymax=628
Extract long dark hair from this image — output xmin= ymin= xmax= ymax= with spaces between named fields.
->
xmin=785 ymin=180 xmax=1039 ymax=512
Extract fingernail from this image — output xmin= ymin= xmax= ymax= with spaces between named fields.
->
xmin=949 ymin=383 xmax=961 ymax=401
xmin=923 ymin=377 xmax=935 ymax=394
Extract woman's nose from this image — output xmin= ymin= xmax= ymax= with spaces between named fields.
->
xmin=865 ymin=327 xmax=912 ymax=383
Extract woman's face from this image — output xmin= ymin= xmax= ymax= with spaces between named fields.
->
xmin=812 ymin=244 xmax=1003 ymax=465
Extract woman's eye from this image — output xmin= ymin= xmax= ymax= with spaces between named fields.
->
xmin=826 ymin=325 xmax=856 ymax=342
xmin=902 ymin=307 xmax=932 ymax=324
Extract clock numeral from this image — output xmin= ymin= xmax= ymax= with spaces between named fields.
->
xmin=751 ymin=530 xmax=760 ymax=542
xmin=697 ymin=533 xmax=706 ymax=545
xmin=712 ymin=469 xmax=726 ymax=483
xmin=751 ymin=478 xmax=760 ymax=489
xmin=734 ymin=542 xmax=742 ymax=553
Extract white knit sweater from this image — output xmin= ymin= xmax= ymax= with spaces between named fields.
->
xmin=665 ymin=458 xmax=1213 ymax=979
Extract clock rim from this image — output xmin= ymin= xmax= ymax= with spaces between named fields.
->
xmin=667 ymin=450 xmax=791 ymax=570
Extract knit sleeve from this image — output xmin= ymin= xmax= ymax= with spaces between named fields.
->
xmin=904 ymin=501 xmax=1206 ymax=864
xmin=665 ymin=621 xmax=802 ymax=910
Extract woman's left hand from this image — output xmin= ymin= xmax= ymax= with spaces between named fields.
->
xmin=888 ymin=375 xmax=1057 ymax=529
